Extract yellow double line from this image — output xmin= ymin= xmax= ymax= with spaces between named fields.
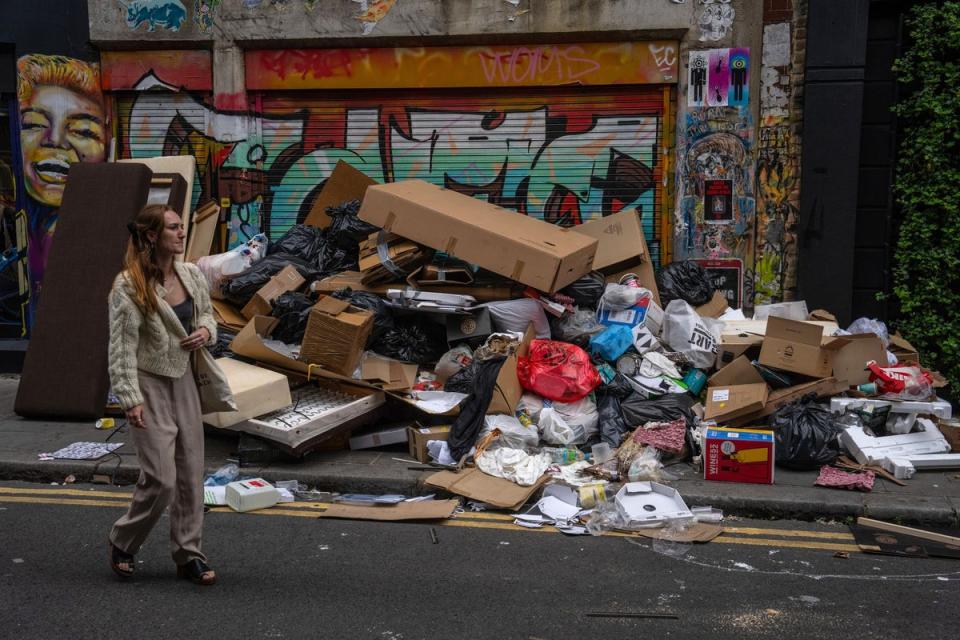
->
xmin=0 ymin=486 xmax=861 ymax=553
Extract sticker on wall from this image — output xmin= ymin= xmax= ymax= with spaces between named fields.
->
xmin=728 ymin=48 xmax=750 ymax=106
xmin=707 ymin=48 xmax=730 ymax=107
xmin=689 ymin=48 xmax=750 ymax=109
xmin=122 ymin=0 xmax=188 ymax=32
xmin=704 ymin=179 xmax=733 ymax=223
xmin=698 ymin=0 xmax=735 ymax=43
xmin=352 ymin=0 xmax=397 ymax=35
xmin=695 ymin=258 xmax=743 ymax=309
xmin=688 ymin=51 xmax=708 ymax=107
xmin=194 ymin=0 xmax=221 ymax=33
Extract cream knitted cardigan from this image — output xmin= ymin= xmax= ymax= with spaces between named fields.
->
xmin=108 ymin=261 xmax=218 ymax=411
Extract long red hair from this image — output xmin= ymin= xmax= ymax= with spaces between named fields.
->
xmin=120 ymin=204 xmax=169 ymax=316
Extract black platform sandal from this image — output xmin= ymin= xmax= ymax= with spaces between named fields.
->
xmin=177 ymin=558 xmax=216 ymax=585
xmin=110 ymin=543 xmax=135 ymax=579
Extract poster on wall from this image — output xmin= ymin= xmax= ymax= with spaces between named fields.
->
xmin=694 ymin=258 xmax=742 ymax=310
xmin=707 ymin=48 xmax=730 ymax=107
xmin=704 ymin=179 xmax=733 ymax=223
xmin=688 ymin=51 xmax=709 ymax=107
xmin=688 ymin=48 xmax=751 ymax=109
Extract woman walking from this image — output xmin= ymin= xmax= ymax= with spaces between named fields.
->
xmin=107 ymin=203 xmax=221 ymax=585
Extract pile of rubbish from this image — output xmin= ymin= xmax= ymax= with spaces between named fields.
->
xmin=186 ymin=163 xmax=957 ymax=536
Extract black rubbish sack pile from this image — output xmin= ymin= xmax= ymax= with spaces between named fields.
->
xmin=269 ymin=292 xmax=315 ymax=345
xmin=372 ymin=317 xmax=448 ymax=364
xmin=223 ymin=254 xmax=322 ymax=307
xmin=656 ymin=260 xmax=714 ymax=307
xmin=268 ymin=224 xmax=326 ymax=264
xmin=769 ymin=394 xmax=845 ymax=469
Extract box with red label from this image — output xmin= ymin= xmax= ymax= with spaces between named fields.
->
xmin=225 ymin=478 xmax=280 ymax=512
xmin=704 ymin=428 xmax=775 ymax=485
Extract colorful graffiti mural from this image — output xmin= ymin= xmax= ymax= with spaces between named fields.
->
xmin=116 ymin=80 xmax=665 ymax=248
xmin=245 ymin=42 xmax=678 ymax=90
xmin=122 ymin=0 xmax=188 ymax=32
xmin=753 ymin=21 xmax=799 ymax=305
xmin=674 ymin=105 xmax=755 ymax=306
xmin=1 ymin=55 xmax=109 ymax=333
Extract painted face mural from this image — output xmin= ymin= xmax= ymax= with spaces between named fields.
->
xmin=17 ymin=55 xmax=107 ymax=208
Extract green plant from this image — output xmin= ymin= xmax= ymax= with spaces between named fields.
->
xmin=891 ymin=2 xmax=960 ymax=403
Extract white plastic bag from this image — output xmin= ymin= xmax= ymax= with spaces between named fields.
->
xmin=661 ymin=300 xmax=722 ymax=369
xmin=476 ymin=447 xmax=551 ymax=486
xmin=517 ymin=393 xmax=545 ymax=423
xmin=485 ymin=299 xmax=551 ymax=338
xmin=196 ymin=233 xmax=269 ymax=298
xmin=434 ymin=345 xmax=474 ymax=383
xmin=539 ymin=396 xmax=599 ymax=445
xmin=481 ymin=414 xmax=540 ymax=449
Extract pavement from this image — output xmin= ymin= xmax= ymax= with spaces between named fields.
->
xmin=1 ymin=377 xmax=958 ymax=526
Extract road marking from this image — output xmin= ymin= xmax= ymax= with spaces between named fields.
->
xmin=0 ymin=490 xmax=863 ymax=553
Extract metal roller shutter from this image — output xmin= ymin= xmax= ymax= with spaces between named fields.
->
xmin=256 ymin=86 xmax=671 ymax=266
xmin=114 ymin=91 xmax=211 ymax=214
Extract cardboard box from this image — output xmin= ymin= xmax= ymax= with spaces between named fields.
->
xmin=831 ymin=333 xmax=887 ymax=386
xmin=360 ymin=353 xmax=418 ymax=391
xmin=202 ymin=358 xmax=292 ymax=428
xmin=300 ymin=297 xmax=374 ymax=377
xmin=348 ymin=425 xmax=409 ymax=450
xmin=577 ymin=208 xmax=661 ymax=305
xmin=359 ymin=180 xmax=597 ymax=293
xmin=704 ymin=357 xmax=769 ymax=423
xmin=185 ymin=200 xmax=220 ymax=263
xmin=316 ymin=270 xmax=519 ymax=302
xmin=358 ymin=231 xmax=430 ymax=284
xmin=318 ymin=499 xmax=458 ymax=521
xmin=486 ymin=324 xmax=536 ymax=415
xmin=716 ymin=333 xmax=764 ymax=370
xmin=728 ymin=377 xmax=847 ymax=426
xmin=889 ymin=333 xmax=920 ymax=365
xmin=407 ymin=425 xmax=452 ymax=462
xmin=704 ymin=428 xmax=775 ymax=484
xmin=225 ymin=478 xmax=280 ymax=512
xmin=212 ymin=299 xmax=248 ymax=333
xmin=304 ymin=160 xmax=377 ymax=228
xmin=240 ymin=264 xmax=306 ymax=320
xmin=758 ymin=316 xmax=850 ymax=379
xmin=445 ymin=308 xmax=492 ymax=347
xmin=695 ymin=290 xmax=730 ymax=319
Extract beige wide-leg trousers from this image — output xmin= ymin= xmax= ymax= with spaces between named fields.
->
xmin=109 ymin=368 xmax=207 ymax=565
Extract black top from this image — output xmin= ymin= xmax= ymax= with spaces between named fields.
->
xmin=171 ymin=297 xmax=194 ymax=336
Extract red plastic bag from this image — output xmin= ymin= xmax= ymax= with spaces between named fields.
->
xmin=867 ymin=361 xmax=934 ymax=401
xmin=517 ymin=340 xmax=601 ymax=403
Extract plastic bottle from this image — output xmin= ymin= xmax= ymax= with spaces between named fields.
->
xmin=542 ymin=447 xmax=585 ymax=465
xmin=204 ymin=463 xmax=239 ymax=487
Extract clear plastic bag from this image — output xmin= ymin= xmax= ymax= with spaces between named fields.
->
xmin=584 ymin=498 xmax=626 ymax=536
xmin=196 ymin=233 xmax=268 ymax=298
xmin=847 ymin=317 xmax=890 ymax=347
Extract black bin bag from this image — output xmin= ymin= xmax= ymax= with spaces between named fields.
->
xmin=769 ymin=394 xmax=844 ymax=469
xmin=656 ymin=260 xmax=714 ymax=307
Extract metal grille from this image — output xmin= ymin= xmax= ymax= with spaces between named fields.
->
xmin=255 ymin=385 xmax=363 ymax=432
xmin=257 ymin=86 xmax=670 ymax=266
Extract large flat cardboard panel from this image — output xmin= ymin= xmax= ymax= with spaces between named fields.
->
xmin=15 ymin=163 xmax=153 ymax=420
xmin=304 ymin=160 xmax=377 ymax=228
xmin=118 ymin=156 xmax=196 ymax=245
xmin=359 ymin=180 xmax=597 ymax=293
xmin=708 ymin=356 xmax=766 ymax=387
xmin=579 ymin=208 xmax=661 ymax=305
xmin=212 ymin=299 xmax=248 ymax=333
xmin=487 ymin=325 xmax=536 ymax=415
xmin=186 ymin=200 xmax=220 ymax=263
xmin=424 ymin=468 xmax=547 ymax=510
xmin=318 ymin=499 xmax=459 ymax=521
xmin=360 ymin=354 xmax=419 ymax=391
xmin=574 ymin=208 xmax=645 ymax=271
xmin=832 ymin=333 xmax=887 ymax=385
xmin=315 ymin=271 xmax=519 ymax=302
xmin=202 ymin=358 xmax=292 ymax=428
xmin=728 ymin=377 xmax=848 ymax=426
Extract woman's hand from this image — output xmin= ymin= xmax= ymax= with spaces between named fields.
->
xmin=180 ymin=327 xmax=211 ymax=352
xmin=126 ymin=405 xmax=146 ymax=429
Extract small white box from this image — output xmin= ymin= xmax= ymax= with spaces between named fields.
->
xmin=225 ymin=478 xmax=280 ymax=513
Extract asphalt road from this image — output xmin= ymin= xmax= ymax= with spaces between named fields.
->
xmin=1 ymin=480 xmax=958 ymax=640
